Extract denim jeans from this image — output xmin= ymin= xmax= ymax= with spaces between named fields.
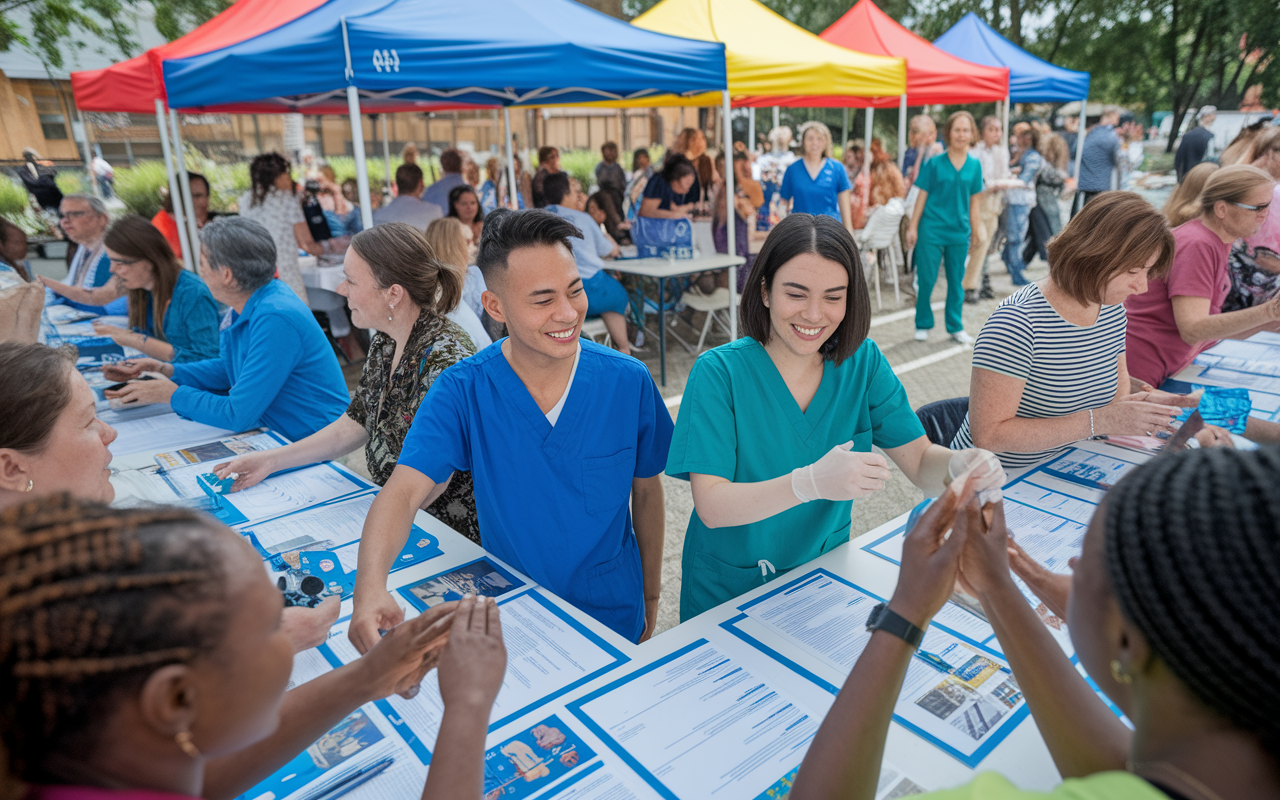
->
xmin=1002 ymin=203 xmax=1031 ymax=285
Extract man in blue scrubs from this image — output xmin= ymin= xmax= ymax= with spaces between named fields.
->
xmin=351 ymin=209 xmax=672 ymax=647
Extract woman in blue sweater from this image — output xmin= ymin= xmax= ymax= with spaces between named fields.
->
xmin=103 ymin=217 xmax=349 ymax=441
xmin=55 ymin=215 xmax=222 ymax=363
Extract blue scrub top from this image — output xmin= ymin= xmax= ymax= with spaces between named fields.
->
xmin=145 ymin=268 xmax=221 ymax=363
xmin=780 ymin=158 xmax=851 ymax=222
xmin=398 ymin=339 xmax=674 ymax=641
xmin=666 ymin=337 xmax=925 ymax=620
xmin=171 ymin=279 xmax=348 ymax=441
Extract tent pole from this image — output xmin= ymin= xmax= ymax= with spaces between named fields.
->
xmin=156 ymin=101 xmax=193 ymax=272
xmin=1002 ymin=94 xmax=1010 ymax=150
xmin=842 ymin=107 xmax=850 ymax=148
xmin=170 ymin=109 xmax=200 ymax=266
xmin=504 ymin=107 xmax=518 ymax=210
xmin=863 ymin=106 xmax=874 ymax=182
xmin=722 ymin=90 xmax=737 ymax=341
xmin=1073 ymin=94 xmax=1087 ymax=209
xmin=773 ymin=106 xmax=780 ymax=131
xmin=346 ymin=88 xmax=374 ymax=230
xmin=748 ymin=107 xmax=755 ymax=152
xmin=74 ymin=107 xmax=99 ymax=198
xmin=897 ymin=94 xmax=907 ymax=170
xmin=381 ymin=113 xmax=392 ymax=198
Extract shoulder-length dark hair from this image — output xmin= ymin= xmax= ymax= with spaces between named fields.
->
xmin=104 ymin=215 xmax=183 ymax=340
xmin=447 ymin=184 xmax=485 ymax=224
xmin=739 ymin=213 xmax=870 ymax=365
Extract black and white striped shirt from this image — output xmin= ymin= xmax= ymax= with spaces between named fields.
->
xmin=952 ymin=283 xmax=1127 ymax=468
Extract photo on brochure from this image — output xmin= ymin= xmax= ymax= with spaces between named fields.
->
xmin=401 ymin=557 xmax=525 ymax=611
xmin=482 ymin=714 xmax=596 ymax=800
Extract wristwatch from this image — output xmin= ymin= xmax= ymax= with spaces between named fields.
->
xmin=865 ymin=602 xmax=926 ymax=649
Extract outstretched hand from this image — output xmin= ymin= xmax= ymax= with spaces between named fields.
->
xmin=889 ymin=473 xmax=979 ymax=627
xmin=354 ymin=601 xmax=457 ymax=700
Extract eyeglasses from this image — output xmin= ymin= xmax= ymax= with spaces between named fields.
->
xmin=59 ymin=210 xmax=91 ymax=220
xmin=1232 ymin=201 xmax=1271 ymax=213
xmin=110 ymin=257 xmax=140 ymax=267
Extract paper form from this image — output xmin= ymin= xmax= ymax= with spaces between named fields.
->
xmin=542 ymin=766 xmax=642 ymax=800
xmin=1038 ymin=449 xmax=1141 ymax=490
xmin=219 ymin=463 xmax=371 ymax=526
xmin=1197 ymin=367 xmax=1280 ymax=395
xmin=326 ymin=591 xmax=625 ymax=758
xmin=731 ymin=572 xmax=1027 ymax=766
xmin=569 ymin=640 xmax=818 ymax=800
xmin=108 ymin=413 xmax=236 ymax=457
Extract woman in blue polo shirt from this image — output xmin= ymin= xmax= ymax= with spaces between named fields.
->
xmin=780 ymin=121 xmax=854 ymax=230
xmin=666 ymin=214 xmax=1004 ymax=620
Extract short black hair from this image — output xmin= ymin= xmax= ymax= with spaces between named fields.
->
xmin=739 ymin=214 xmax=870 ymax=365
xmin=542 ymin=172 xmax=572 ymax=206
xmin=395 ymin=163 xmax=423 ymax=195
xmin=476 ymin=209 xmax=582 ymax=283
xmin=633 ymin=147 xmax=650 ymax=164
xmin=661 ymin=152 xmax=696 ymax=184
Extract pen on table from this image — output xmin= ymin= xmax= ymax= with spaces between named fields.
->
xmin=300 ymin=756 xmax=395 ymax=800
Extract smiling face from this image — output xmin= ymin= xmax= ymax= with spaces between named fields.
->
xmin=802 ymin=128 xmax=827 ymax=159
xmin=1101 ymin=248 xmax=1159 ymax=305
xmin=454 ymin=191 xmax=480 ymax=224
xmin=948 ymin=116 xmax=974 ymax=149
xmin=761 ymin=252 xmax=849 ymax=359
xmin=336 ymin=246 xmax=399 ymax=332
xmin=487 ymin=243 xmax=587 ymax=361
xmin=107 ymin=246 xmax=156 ymax=292
xmin=25 ymin=369 xmax=117 ymax=503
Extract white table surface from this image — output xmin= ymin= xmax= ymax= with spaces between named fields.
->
xmin=608 ymin=253 xmax=745 ymax=279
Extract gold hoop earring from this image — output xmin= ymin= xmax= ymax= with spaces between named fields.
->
xmin=175 ymin=730 xmax=201 ymax=759
xmin=1110 ymin=659 xmax=1133 ymax=685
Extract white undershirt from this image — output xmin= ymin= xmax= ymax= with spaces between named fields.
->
xmin=545 ymin=342 xmax=581 ymax=426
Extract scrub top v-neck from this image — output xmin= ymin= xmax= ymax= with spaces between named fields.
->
xmin=398 ymin=338 xmax=673 ymax=641
xmin=780 ymin=157 xmax=851 ymax=222
xmin=666 ymin=337 xmax=924 ymax=620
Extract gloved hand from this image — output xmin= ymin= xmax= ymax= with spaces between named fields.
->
xmin=947 ymin=448 xmax=1007 ymax=505
xmin=791 ymin=442 xmax=893 ymax=503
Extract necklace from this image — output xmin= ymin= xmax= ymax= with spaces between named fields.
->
xmin=1130 ymin=760 xmax=1228 ymax=800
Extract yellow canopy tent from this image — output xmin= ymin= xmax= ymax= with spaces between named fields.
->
xmin=595 ymin=0 xmax=905 ymax=107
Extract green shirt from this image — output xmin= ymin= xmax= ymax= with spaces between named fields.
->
xmin=923 ymin=771 xmax=1172 ymax=800
xmin=666 ymin=337 xmax=924 ymax=620
xmin=916 ymin=151 xmax=985 ymax=246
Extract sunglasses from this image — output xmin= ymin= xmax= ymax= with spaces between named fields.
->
xmin=1232 ymin=201 xmax=1271 ymax=213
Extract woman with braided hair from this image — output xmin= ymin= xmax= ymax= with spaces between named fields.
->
xmin=0 ymin=496 xmax=507 ymax=800
xmin=790 ymin=446 xmax=1280 ymax=800
xmin=237 ymin=152 xmax=324 ymax=304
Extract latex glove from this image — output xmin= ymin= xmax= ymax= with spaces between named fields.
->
xmin=791 ymin=442 xmax=892 ymax=503
xmin=948 ymin=448 xmax=1006 ymax=505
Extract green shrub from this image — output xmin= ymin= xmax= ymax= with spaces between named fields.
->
xmin=55 ymin=170 xmax=89 ymax=196
xmin=0 ymin=176 xmax=28 ymax=216
xmin=114 ymin=160 xmax=169 ymax=219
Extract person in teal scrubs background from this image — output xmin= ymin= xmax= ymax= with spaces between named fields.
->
xmin=666 ymin=214 xmax=1004 ymax=620
xmin=906 ymin=111 xmax=984 ymax=345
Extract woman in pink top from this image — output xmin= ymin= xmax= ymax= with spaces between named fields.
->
xmin=1125 ymin=164 xmax=1280 ymax=387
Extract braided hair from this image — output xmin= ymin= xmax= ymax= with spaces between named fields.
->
xmin=249 ymin=152 xmax=291 ymax=208
xmin=1104 ymin=446 xmax=1280 ymax=755
xmin=0 ymin=495 xmax=230 ymax=779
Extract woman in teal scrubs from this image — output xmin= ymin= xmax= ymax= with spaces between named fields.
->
xmin=666 ymin=214 xmax=1003 ymax=620
xmin=905 ymin=111 xmax=984 ymax=345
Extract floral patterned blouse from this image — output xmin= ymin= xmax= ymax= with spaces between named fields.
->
xmin=239 ymin=187 xmax=309 ymax=304
xmin=346 ymin=309 xmax=480 ymax=542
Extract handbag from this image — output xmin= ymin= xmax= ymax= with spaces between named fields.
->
xmin=631 ymin=216 xmax=694 ymax=259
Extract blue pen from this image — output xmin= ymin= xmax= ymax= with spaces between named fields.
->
xmin=301 ymin=756 xmax=395 ymax=800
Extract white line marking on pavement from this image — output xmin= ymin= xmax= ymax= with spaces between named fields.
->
xmin=664 ymin=394 xmax=683 ymax=409
xmin=869 ymin=301 xmax=945 ymax=328
xmin=892 ymin=344 xmax=967 ymax=376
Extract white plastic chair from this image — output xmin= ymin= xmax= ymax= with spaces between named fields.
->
xmin=673 ymin=286 xmax=732 ymax=355
xmin=857 ymin=197 xmax=906 ymax=310
xmin=580 ymin=317 xmax=611 ymax=348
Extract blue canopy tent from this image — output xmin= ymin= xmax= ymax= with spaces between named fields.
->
xmin=935 ymin=12 xmax=1090 ymax=177
xmin=161 ymin=0 xmax=727 ymax=226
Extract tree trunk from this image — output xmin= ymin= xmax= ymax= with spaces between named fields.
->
xmin=1008 ymin=0 xmax=1024 ymax=45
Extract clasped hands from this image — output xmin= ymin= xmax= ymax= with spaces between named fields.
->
xmin=101 ymin=358 xmax=179 ymax=406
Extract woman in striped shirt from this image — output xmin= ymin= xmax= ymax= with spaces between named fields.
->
xmin=953 ymin=192 xmax=1198 ymax=468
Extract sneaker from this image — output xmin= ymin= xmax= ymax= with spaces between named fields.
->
xmin=964 ymin=289 xmax=979 ymax=305
xmin=977 ymin=286 xmax=996 ymax=300
xmin=951 ymin=330 xmax=975 ymax=345
xmin=914 ymin=329 xmax=930 ymax=342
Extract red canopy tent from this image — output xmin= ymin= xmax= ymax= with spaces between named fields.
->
xmin=736 ymin=0 xmax=1008 ymax=109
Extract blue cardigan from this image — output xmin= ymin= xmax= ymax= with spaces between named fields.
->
xmin=147 ymin=269 xmax=221 ymax=363
xmin=171 ymin=280 xmax=348 ymax=441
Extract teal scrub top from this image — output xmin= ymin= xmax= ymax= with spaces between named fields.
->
xmin=666 ymin=337 xmax=925 ymax=620
xmin=915 ymin=152 xmax=984 ymax=246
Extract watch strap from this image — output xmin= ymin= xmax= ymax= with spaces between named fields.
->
xmin=866 ymin=602 xmax=926 ymax=649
